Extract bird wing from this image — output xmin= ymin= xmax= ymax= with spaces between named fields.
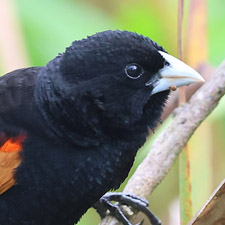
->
xmin=0 ymin=67 xmax=41 ymax=113
xmin=0 ymin=133 xmax=26 ymax=194
xmin=0 ymin=67 xmax=42 ymax=194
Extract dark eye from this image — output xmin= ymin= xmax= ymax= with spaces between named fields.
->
xmin=125 ymin=63 xmax=144 ymax=79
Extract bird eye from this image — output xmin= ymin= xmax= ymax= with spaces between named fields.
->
xmin=125 ymin=64 xmax=144 ymax=79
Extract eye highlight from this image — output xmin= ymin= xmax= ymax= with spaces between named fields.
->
xmin=125 ymin=63 xmax=144 ymax=79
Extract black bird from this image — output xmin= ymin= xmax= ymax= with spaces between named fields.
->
xmin=0 ymin=30 xmax=204 ymax=225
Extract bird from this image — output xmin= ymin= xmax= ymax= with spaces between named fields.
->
xmin=0 ymin=30 xmax=204 ymax=225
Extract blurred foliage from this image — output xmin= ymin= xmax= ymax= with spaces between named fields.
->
xmin=14 ymin=0 xmax=117 ymax=66
xmin=208 ymin=0 xmax=225 ymax=65
xmin=2 ymin=0 xmax=225 ymax=224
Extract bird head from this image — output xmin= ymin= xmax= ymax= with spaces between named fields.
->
xmin=35 ymin=30 xmax=204 ymax=146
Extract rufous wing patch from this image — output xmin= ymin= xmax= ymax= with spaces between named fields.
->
xmin=0 ymin=133 xmax=26 ymax=194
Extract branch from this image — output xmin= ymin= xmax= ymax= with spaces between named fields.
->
xmin=99 ymin=59 xmax=225 ymax=225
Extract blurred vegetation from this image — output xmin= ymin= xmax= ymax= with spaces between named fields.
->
xmin=0 ymin=0 xmax=225 ymax=224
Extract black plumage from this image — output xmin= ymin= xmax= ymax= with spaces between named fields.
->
xmin=0 ymin=30 xmax=184 ymax=225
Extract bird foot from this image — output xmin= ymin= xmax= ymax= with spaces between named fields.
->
xmin=94 ymin=192 xmax=161 ymax=225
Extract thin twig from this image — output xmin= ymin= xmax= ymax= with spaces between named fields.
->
xmin=177 ymin=0 xmax=193 ymax=223
xmin=177 ymin=0 xmax=184 ymax=61
xmin=99 ymin=60 xmax=225 ymax=225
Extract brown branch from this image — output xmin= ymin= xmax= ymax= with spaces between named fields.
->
xmin=99 ymin=60 xmax=225 ymax=225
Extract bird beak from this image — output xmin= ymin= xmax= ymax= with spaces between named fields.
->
xmin=148 ymin=51 xmax=205 ymax=95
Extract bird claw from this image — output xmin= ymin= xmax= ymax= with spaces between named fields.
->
xmin=94 ymin=192 xmax=161 ymax=225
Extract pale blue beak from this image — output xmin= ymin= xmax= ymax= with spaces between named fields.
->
xmin=149 ymin=51 xmax=205 ymax=95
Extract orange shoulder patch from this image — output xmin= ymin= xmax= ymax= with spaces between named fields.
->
xmin=0 ymin=134 xmax=26 ymax=153
xmin=0 ymin=133 xmax=26 ymax=194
